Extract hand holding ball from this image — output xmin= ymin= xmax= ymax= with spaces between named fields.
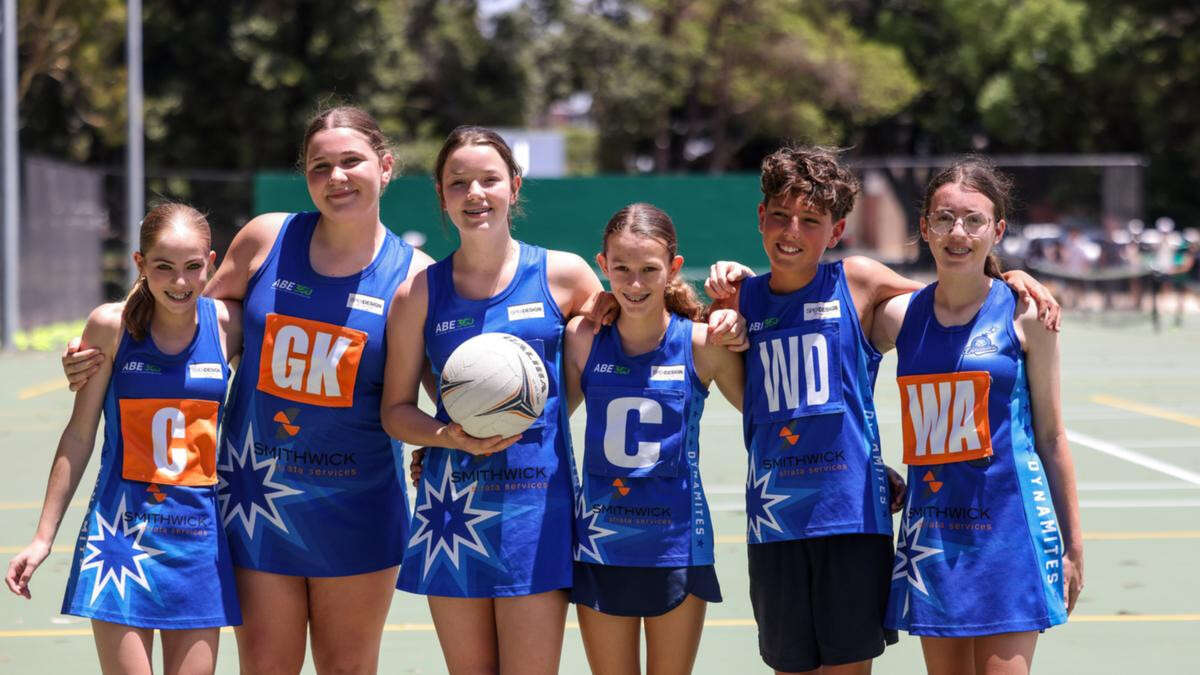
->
xmin=439 ymin=333 xmax=549 ymax=442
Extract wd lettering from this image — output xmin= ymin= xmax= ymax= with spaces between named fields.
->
xmin=757 ymin=332 xmax=830 ymax=412
xmin=899 ymin=371 xmax=993 ymax=465
xmin=257 ymin=313 xmax=366 ymax=407
xmin=120 ymin=398 xmax=219 ymax=486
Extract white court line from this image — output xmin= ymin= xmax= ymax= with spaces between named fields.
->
xmin=702 ymin=481 xmax=1199 ymax=496
xmin=706 ymin=499 xmax=1200 ymax=512
xmin=1066 ymin=428 xmax=1200 ymax=487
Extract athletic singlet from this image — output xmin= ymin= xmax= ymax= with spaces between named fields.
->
xmin=218 ymin=212 xmax=413 ymax=576
xmin=575 ymin=315 xmax=712 ymax=567
xmin=62 ymin=297 xmax=240 ymax=629
xmin=739 ymin=262 xmax=891 ymax=543
xmin=885 ymin=281 xmax=1067 ymax=636
xmin=397 ymin=242 xmax=576 ymax=597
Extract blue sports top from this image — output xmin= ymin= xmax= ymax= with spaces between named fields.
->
xmin=62 ymin=297 xmax=240 ymax=629
xmin=739 ymin=261 xmax=892 ymax=543
xmin=575 ymin=315 xmax=712 ymax=567
xmin=397 ymin=242 xmax=577 ymax=598
xmin=218 ymin=212 xmax=414 ymax=576
xmin=885 ymin=281 xmax=1067 ymax=636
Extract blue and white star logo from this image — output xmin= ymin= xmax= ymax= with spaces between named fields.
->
xmin=891 ymin=516 xmax=945 ymax=617
xmin=80 ymin=495 xmax=164 ymax=604
xmin=409 ymin=456 xmax=501 ymax=580
xmin=217 ymin=425 xmax=303 ymax=539
xmin=574 ymin=492 xmax=617 ymax=563
xmin=746 ymin=462 xmax=788 ymax=542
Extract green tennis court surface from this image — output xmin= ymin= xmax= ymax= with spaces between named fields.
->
xmin=2 ymin=316 xmax=1197 ymax=673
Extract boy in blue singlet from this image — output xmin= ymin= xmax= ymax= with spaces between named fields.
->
xmin=705 ymin=146 xmax=1059 ymax=674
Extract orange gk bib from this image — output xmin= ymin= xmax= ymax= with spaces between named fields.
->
xmin=898 ymin=371 xmax=993 ymax=465
xmin=257 ymin=313 xmax=367 ymax=407
xmin=120 ymin=398 xmax=220 ymax=485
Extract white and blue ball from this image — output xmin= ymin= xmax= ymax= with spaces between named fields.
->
xmin=439 ymin=332 xmax=549 ymax=439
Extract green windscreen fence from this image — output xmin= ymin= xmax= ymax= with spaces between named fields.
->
xmin=253 ymin=173 xmax=771 ymax=275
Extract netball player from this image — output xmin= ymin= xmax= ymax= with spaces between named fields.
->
xmin=381 ymin=126 xmax=605 ymax=674
xmin=872 ymin=159 xmax=1082 ymax=675
xmin=703 ymin=146 xmax=1059 ymax=674
xmin=7 ymin=204 xmax=240 ymax=674
xmin=561 ymin=203 xmax=745 ymax=675
xmin=60 ymin=106 xmax=435 ymax=674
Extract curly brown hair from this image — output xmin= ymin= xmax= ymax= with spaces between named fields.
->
xmin=760 ymin=146 xmax=860 ymax=221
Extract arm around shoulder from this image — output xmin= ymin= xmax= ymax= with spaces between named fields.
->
xmin=547 ymin=249 xmax=604 ymax=318
xmin=213 ymin=299 xmax=244 ymax=365
xmin=205 ymin=212 xmax=289 ymax=301
xmin=692 ymin=322 xmax=745 ymax=411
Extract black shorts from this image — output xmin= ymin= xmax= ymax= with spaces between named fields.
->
xmin=571 ymin=561 xmax=722 ymax=617
xmin=748 ymin=534 xmax=898 ymax=672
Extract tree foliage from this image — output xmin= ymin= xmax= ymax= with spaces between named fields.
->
xmin=12 ymin=0 xmax=1200 ymax=220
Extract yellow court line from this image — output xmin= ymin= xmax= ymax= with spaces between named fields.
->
xmin=0 ymin=500 xmax=85 ymax=511
xmin=1070 ymin=614 xmax=1200 ymax=623
xmin=1091 ymin=394 xmax=1200 ymax=429
xmin=17 ymin=378 xmax=69 ymax=400
xmin=714 ymin=531 xmax=1200 ymax=545
xmin=4 ymin=615 xmax=1198 ymax=638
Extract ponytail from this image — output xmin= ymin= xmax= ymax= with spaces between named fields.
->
xmin=664 ymin=277 xmax=708 ymax=322
xmin=121 ymin=276 xmax=155 ymax=341
xmin=984 ymin=252 xmax=1004 ymax=280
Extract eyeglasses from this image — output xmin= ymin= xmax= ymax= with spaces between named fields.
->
xmin=927 ymin=211 xmax=992 ymax=235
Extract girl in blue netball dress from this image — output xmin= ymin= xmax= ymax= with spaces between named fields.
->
xmin=872 ymin=160 xmax=1083 ymax=675
xmin=562 ymin=203 xmax=745 ymax=675
xmin=56 ymin=106 xmax=436 ymax=673
xmin=6 ymin=204 xmax=240 ymax=674
xmin=382 ymin=126 xmax=607 ymax=675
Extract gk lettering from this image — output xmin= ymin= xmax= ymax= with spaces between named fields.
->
xmin=258 ymin=314 xmax=366 ymax=407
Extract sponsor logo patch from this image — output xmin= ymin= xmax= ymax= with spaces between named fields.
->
xmin=507 ymin=302 xmax=545 ymax=321
xmin=803 ymin=300 xmax=841 ymax=321
xmin=346 ymin=292 xmax=385 ymax=316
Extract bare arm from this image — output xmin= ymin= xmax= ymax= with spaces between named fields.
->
xmin=842 ymin=256 xmax=923 ymax=342
xmin=213 ymin=299 xmax=244 ymax=370
xmin=380 ymin=271 xmax=518 ymax=455
xmin=562 ymin=316 xmax=597 ymax=415
xmin=1017 ymin=300 xmax=1083 ymax=613
xmin=547 ymin=250 xmax=605 ymax=319
xmin=691 ymin=321 xmax=745 ymax=412
xmin=7 ymin=304 xmax=121 ymax=598
xmin=869 ymin=292 xmax=913 ymax=354
xmin=204 ymin=212 xmax=288 ymax=301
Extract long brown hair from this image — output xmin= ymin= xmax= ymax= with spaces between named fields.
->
xmin=122 ymin=203 xmax=212 ymax=341
xmin=921 ymin=158 xmax=1011 ymax=279
xmin=602 ymin=203 xmax=707 ymax=322
xmin=433 ymin=126 xmax=524 ymax=226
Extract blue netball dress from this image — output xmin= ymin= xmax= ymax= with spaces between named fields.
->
xmin=397 ymin=242 xmax=576 ymax=598
xmin=575 ymin=315 xmax=712 ymax=567
xmin=571 ymin=315 xmax=722 ymax=616
xmin=61 ymin=297 xmax=240 ymax=629
xmin=884 ymin=281 xmax=1067 ymax=636
xmin=218 ymin=212 xmax=413 ymax=577
xmin=739 ymin=262 xmax=892 ymax=543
